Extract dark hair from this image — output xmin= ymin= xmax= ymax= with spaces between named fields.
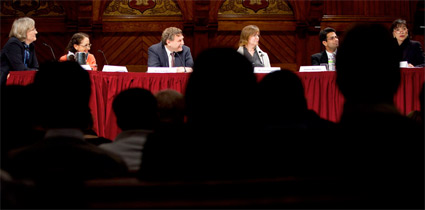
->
xmin=390 ymin=19 xmax=407 ymax=32
xmin=336 ymin=24 xmax=400 ymax=104
xmin=33 ymin=61 xmax=92 ymax=129
xmin=113 ymin=88 xmax=158 ymax=130
xmin=66 ymin=32 xmax=89 ymax=53
xmin=319 ymin=27 xmax=336 ymax=42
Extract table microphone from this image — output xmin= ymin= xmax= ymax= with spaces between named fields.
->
xmin=174 ymin=51 xmax=187 ymax=72
xmin=98 ymin=50 xmax=109 ymax=65
xmin=43 ymin=42 xmax=56 ymax=60
xmin=258 ymin=50 xmax=265 ymax=65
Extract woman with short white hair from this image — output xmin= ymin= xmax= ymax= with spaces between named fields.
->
xmin=1 ymin=17 xmax=39 ymax=86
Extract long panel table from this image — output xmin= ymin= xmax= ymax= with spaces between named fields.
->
xmin=7 ymin=68 xmax=424 ymax=140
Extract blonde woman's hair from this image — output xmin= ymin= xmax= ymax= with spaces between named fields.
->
xmin=239 ymin=25 xmax=260 ymax=47
xmin=9 ymin=17 xmax=35 ymax=42
xmin=161 ymin=27 xmax=182 ymax=45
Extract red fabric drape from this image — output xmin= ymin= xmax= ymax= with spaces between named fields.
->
xmin=7 ymin=68 xmax=424 ymax=140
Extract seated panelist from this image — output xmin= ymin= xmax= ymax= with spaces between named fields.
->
xmin=311 ymin=27 xmax=339 ymax=70
xmin=59 ymin=32 xmax=98 ymax=71
xmin=1 ymin=17 xmax=39 ymax=86
xmin=237 ymin=25 xmax=271 ymax=68
xmin=147 ymin=27 xmax=194 ymax=72
xmin=391 ymin=19 xmax=425 ymax=67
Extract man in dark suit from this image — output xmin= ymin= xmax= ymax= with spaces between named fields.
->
xmin=148 ymin=27 xmax=194 ymax=72
xmin=311 ymin=27 xmax=339 ymax=70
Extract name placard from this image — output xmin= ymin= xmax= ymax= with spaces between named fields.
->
xmin=147 ymin=67 xmax=178 ymax=73
xmin=254 ymin=67 xmax=281 ymax=73
xmin=299 ymin=66 xmax=327 ymax=72
xmin=80 ymin=65 xmax=92 ymax=71
xmin=102 ymin=65 xmax=128 ymax=72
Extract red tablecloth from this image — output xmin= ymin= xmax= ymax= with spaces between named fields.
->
xmin=7 ymin=68 xmax=424 ymax=140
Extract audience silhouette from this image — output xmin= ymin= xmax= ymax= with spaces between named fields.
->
xmin=7 ymin=61 xmax=127 ymax=208
xmin=140 ymin=48 xmax=260 ymax=181
xmin=155 ymin=89 xmax=186 ymax=128
xmin=100 ymin=88 xmax=158 ymax=172
xmin=1 ymin=85 xmax=44 ymax=171
xmin=335 ymin=24 xmax=424 ymax=208
xmin=407 ymin=82 xmax=424 ymax=124
xmin=256 ymin=69 xmax=337 ymax=177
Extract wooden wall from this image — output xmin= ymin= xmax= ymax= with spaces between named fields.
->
xmin=1 ymin=0 xmax=423 ymax=72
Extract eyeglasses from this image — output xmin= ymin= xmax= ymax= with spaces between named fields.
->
xmin=327 ymin=35 xmax=338 ymax=41
xmin=394 ymin=27 xmax=408 ymax=34
xmin=80 ymin=44 xmax=92 ymax=48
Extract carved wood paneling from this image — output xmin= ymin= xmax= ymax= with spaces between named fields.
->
xmin=35 ymin=32 xmax=69 ymax=61
xmin=1 ymin=0 xmax=423 ymax=70
xmin=101 ymin=32 xmax=149 ymax=66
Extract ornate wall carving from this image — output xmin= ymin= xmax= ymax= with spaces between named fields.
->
xmin=104 ymin=0 xmax=181 ymax=16
xmin=1 ymin=0 xmax=64 ymax=16
xmin=219 ymin=0 xmax=293 ymax=15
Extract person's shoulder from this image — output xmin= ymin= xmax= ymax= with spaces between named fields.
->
xmin=59 ymin=55 xmax=67 ymax=62
xmin=182 ymin=45 xmax=191 ymax=51
xmin=311 ymin=52 xmax=322 ymax=58
xmin=149 ymin=42 xmax=162 ymax=50
xmin=7 ymin=37 xmax=21 ymax=44
xmin=87 ymin=53 xmax=95 ymax=59
xmin=409 ymin=39 xmax=423 ymax=47
xmin=3 ymin=37 xmax=22 ymax=48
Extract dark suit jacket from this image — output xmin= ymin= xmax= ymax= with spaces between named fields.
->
xmin=311 ymin=51 xmax=328 ymax=66
xmin=1 ymin=37 xmax=39 ymax=85
xmin=147 ymin=42 xmax=194 ymax=67
xmin=397 ymin=38 xmax=425 ymax=67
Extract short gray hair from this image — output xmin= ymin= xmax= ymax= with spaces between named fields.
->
xmin=161 ymin=27 xmax=182 ymax=45
xmin=9 ymin=17 xmax=35 ymax=42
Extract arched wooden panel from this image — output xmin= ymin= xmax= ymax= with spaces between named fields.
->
xmin=101 ymin=32 xmax=148 ymax=65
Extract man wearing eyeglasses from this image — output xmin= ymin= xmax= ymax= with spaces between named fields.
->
xmin=147 ymin=27 xmax=194 ymax=72
xmin=311 ymin=27 xmax=339 ymax=71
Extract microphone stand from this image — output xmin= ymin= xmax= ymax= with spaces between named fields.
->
xmin=174 ymin=51 xmax=187 ymax=72
xmin=43 ymin=43 xmax=56 ymax=60
xmin=98 ymin=50 xmax=109 ymax=65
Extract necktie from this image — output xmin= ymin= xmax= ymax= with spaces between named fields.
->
xmin=170 ymin=52 xmax=175 ymax=67
xmin=329 ymin=53 xmax=336 ymax=71
xmin=24 ymin=44 xmax=30 ymax=68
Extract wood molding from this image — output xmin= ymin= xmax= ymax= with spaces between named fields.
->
xmin=218 ymin=21 xmax=297 ymax=32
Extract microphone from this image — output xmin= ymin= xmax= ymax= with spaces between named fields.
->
xmin=258 ymin=50 xmax=265 ymax=64
xmin=174 ymin=51 xmax=187 ymax=72
xmin=98 ymin=50 xmax=109 ymax=65
xmin=43 ymin=42 xmax=56 ymax=60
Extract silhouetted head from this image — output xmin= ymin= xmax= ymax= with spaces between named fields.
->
xmin=258 ymin=70 xmax=307 ymax=122
xmin=185 ymin=47 xmax=257 ymax=128
xmin=336 ymin=24 xmax=400 ymax=104
xmin=420 ymin=83 xmax=424 ymax=115
xmin=113 ymin=88 xmax=158 ymax=131
xmin=155 ymin=89 xmax=185 ymax=125
xmin=32 ymin=61 xmax=92 ymax=130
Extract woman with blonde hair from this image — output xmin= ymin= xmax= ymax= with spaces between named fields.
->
xmin=237 ymin=25 xmax=271 ymax=67
xmin=59 ymin=32 xmax=98 ymax=71
xmin=1 ymin=17 xmax=39 ymax=85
